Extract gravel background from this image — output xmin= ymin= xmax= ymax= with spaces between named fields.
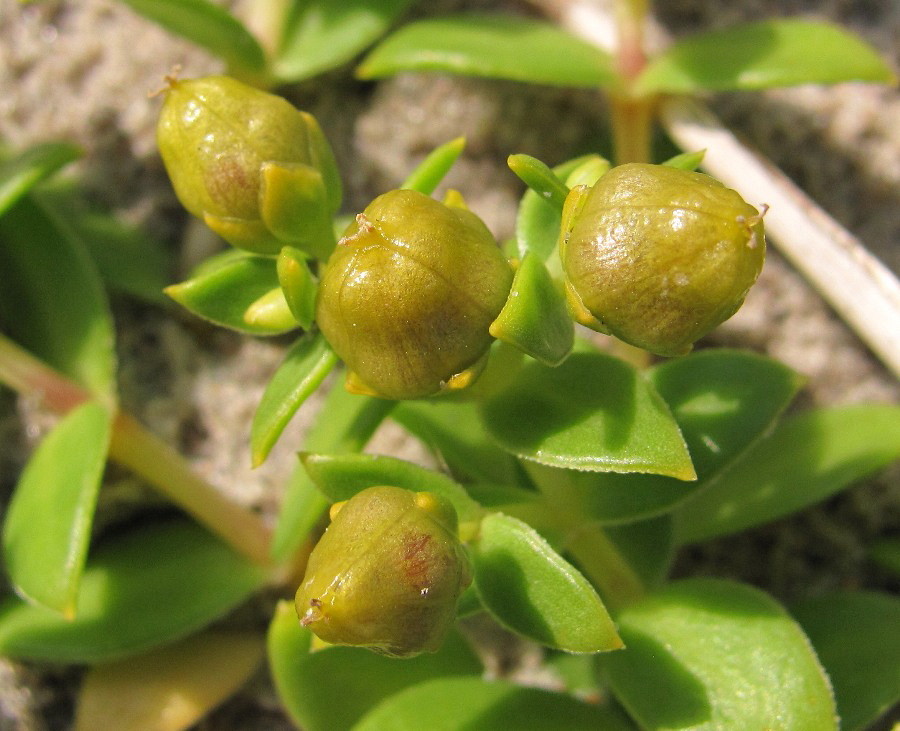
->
xmin=1 ymin=0 xmax=898 ymax=727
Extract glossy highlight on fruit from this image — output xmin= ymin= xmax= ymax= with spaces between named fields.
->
xmin=156 ymin=75 xmax=340 ymax=256
xmin=316 ymin=189 xmax=514 ymax=399
xmin=295 ymin=486 xmax=471 ymax=658
xmin=561 ymin=163 xmax=765 ymax=356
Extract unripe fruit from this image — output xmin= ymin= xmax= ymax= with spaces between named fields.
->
xmin=316 ymin=189 xmax=514 ymax=399
xmin=156 ymin=75 xmax=340 ymax=256
xmin=561 ymin=163 xmax=765 ymax=356
xmin=295 ymin=486 xmax=471 ymax=658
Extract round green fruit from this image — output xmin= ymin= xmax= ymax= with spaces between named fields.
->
xmin=561 ymin=163 xmax=765 ymax=356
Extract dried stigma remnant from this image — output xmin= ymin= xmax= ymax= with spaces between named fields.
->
xmin=560 ymin=163 xmax=766 ymax=356
xmin=295 ymin=487 xmax=471 ymax=658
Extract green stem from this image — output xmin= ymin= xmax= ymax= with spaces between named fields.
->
xmin=562 ymin=521 xmax=645 ymax=611
xmin=108 ymin=413 xmax=273 ymax=566
xmin=527 ymin=468 xmax=646 ymax=610
xmin=0 ymin=333 xmax=273 ymax=566
xmin=610 ymin=0 xmax=655 ymax=165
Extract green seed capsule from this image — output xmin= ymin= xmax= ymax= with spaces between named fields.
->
xmin=561 ymin=163 xmax=765 ymax=356
xmin=156 ymin=75 xmax=340 ymax=256
xmin=316 ymin=189 xmax=514 ymax=399
xmin=295 ymin=486 xmax=471 ymax=658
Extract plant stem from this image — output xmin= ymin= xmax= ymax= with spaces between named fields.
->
xmin=108 ymin=413 xmax=273 ymax=566
xmin=527 ymin=467 xmax=646 ymax=609
xmin=563 ymin=521 xmax=645 ymax=611
xmin=608 ymin=0 xmax=655 ymax=165
xmin=0 ymin=333 xmax=273 ymax=565
xmin=0 ymin=333 xmax=89 ymax=413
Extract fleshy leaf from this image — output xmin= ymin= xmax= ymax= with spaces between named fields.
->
xmin=165 ymin=253 xmax=297 ymax=335
xmin=118 ymin=0 xmax=266 ymax=75
xmin=391 ymin=398 xmax=525 ymax=486
xmin=473 ymin=512 xmax=621 ymax=653
xmin=524 ymin=348 xmax=803 ymax=525
xmin=401 ymin=137 xmax=466 ymax=196
xmin=277 ymin=246 xmax=318 ymax=329
xmin=0 ymin=518 xmax=268 ymax=662
xmin=74 ymin=630 xmax=263 ymax=731
xmin=674 ymin=404 xmax=900 ymax=544
xmin=251 ymin=334 xmax=338 ymax=466
xmin=636 ymin=19 xmax=896 ymax=94
xmin=481 ymin=349 xmax=695 ymax=480
xmin=0 ymin=142 xmax=81 ymax=216
xmin=267 ymin=601 xmax=481 ymax=731
xmin=791 ymin=592 xmax=900 ymax=731
xmin=301 ymin=453 xmax=482 ymax=526
xmin=353 ymin=677 xmax=635 ymax=730
xmin=0 ymin=197 xmax=116 ymax=402
xmin=869 ymin=537 xmax=900 ymax=577
xmin=274 ymin=0 xmax=417 ymax=82
xmin=489 ymin=252 xmax=573 ymax=366
xmin=38 ymin=186 xmax=170 ymax=304
xmin=507 ymin=154 xmax=569 ymax=212
xmin=515 ymin=155 xmax=597 ymax=261
xmin=600 ymin=578 xmax=837 ymax=729
xmin=358 ymin=14 xmax=617 ymax=88
xmin=661 ymin=149 xmax=705 ymax=171
xmin=604 ymin=515 xmax=674 ymax=590
xmin=2 ymin=401 xmax=111 ymax=616
xmin=271 ymin=383 xmax=395 ymax=562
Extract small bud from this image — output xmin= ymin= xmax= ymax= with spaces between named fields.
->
xmin=295 ymin=486 xmax=471 ymax=658
xmin=315 ymin=189 xmax=514 ymax=399
xmin=156 ymin=75 xmax=340 ymax=256
xmin=561 ymin=163 xmax=765 ymax=356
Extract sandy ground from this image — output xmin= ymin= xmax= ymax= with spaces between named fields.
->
xmin=0 ymin=0 xmax=898 ymax=727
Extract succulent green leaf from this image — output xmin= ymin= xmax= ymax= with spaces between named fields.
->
xmin=481 ymin=349 xmax=695 ymax=480
xmin=636 ymin=20 xmax=896 ymax=94
xmin=251 ymin=334 xmax=338 ymax=466
xmin=74 ymin=630 xmax=264 ymax=731
xmin=661 ymin=149 xmax=706 ymax=171
xmin=674 ymin=404 xmax=900 ymax=544
xmin=0 ymin=518 xmax=268 ymax=662
xmin=354 ymin=676 xmax=636 ymax=731
xmin=600 ymin=578 xmax=837 ymax=730
xmin=276 ymin=247 xmax=318 ymax=329
xmin=0 ymin=142 xmax=81 ymax=216
xmin=271 ymin=383 xmax=395 ymax=562
xmin=507 ymin=154 xmax=569 ymax=213
xmin=165 ymin=253 xmax=297 ymax=335
xmin=650 ymin=349 xmax=802 ymax=478
xmin=267 ymin=601 xmax=481 ymax=731
xmin=515 ymin=155 xmax=597 ymax=261
xmin=391 ymin=398 xmax=525 ymax=486
xmin=869 ymin=537 xmax=900 ymax=577
xmin=524 ymin=349 xmax=803 ymax=525
xmin=489 ymin=252 xmax=573 ymax=366
xmin=2 ymin=402 xmax=111 ymax=616
xmin=358 ymin=14 xmax=617 ymax=88
xmin=118 ymin=0 xmax=266 ymax=75
xmin=604 ymin=515 xmax=674 ymax=589
xmin=259 ymin=162 xmax=336 ymax=260
xmin=473 ymin=513 xmax=621 ymax=653
xmin=401 ymin=137 xmax=466 ymax=195
xmin=0 ymin=197 xmax=116 ymax=403
xmin=37 ymin=187 xmax=170 ymax=304
xmin=273 ymin=0 xmax=417 ymax=82
xmin=301 ymin=452 xmax=482 ymax=525
xmin=791 ymin=592 xmax=900 ymax=731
